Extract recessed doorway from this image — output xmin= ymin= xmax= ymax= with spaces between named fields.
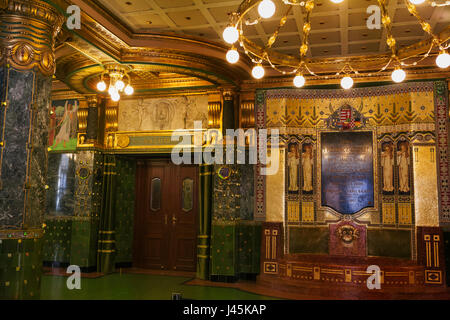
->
xmin=133 ymin=159 xmax=198 ymax=272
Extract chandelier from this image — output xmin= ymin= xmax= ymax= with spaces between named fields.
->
xmin=96 ymin=64 xmax=134 ymax=101
xmin=223 ymin=0 xmax=450 ymax=89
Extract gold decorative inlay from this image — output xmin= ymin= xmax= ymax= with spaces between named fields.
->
xmin=116 ymin=135 xmax=130 ymax=149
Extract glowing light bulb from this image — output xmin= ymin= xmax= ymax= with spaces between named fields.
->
xmin=226 ymin=48 xmax=240 ymax=64
xmin=436 ymin=51 xmax=450 ymax=69
xmin=124 ymin=85 xmax=134 ymax=95
xmin=97 ymin=81 xmax=106 ymax=91
xmin=391 ymin=68 xmax=406 ymax=83
xmin=223 ymin=26 xmax=239 ymax=44
xmin=409 ymin=0 xmax=425 ymax=4
xmin=108 ymin=86 xmax=117 ymax=95
xmin=330 ymin=0 xmax=344 ymax=3
xmin=340 ymin=76 xmax=354 ymax=90
xmin=252 ymin=65 xmax=265 ymax=79
xmin=111 ymin=92 xmax=120 ymax=102
xmin=258 ymin=0 xmax=276 ymax=19
xmin=293 ymin=74 xmax=305 ymax=88
xmin=115 ymin=80 xmax=125 ymax=91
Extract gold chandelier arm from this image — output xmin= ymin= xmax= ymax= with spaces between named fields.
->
xmin=377 ymin=0 xmax=399 ymax=62
xmin=266 ymin=5 xmax=293 ymax=48
xmin=299 ymin=0 xmax=314 ymax=63
xmin=404 ymin=0 xmax=440 ymax=45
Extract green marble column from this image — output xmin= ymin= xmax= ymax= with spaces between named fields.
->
xmin=0 ymin=0 xmax=64 ymax=299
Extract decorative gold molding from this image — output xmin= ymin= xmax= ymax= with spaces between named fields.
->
xmin=208 ymin=102 xmax=222 ymax=129
xmin=240 ymin=101 xmax=255 ymax=128
xmin=0 ymin=0 xmax=64 ymax=76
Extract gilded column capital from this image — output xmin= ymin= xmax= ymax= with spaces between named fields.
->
xmin=86 ymin=95 xmax=99 ymax=107
xmin=223 ymin=90 xmax=236 ymax=101
xmin=0 ymin=0 xmax=65 ymax=76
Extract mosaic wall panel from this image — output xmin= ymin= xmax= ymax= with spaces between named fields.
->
xmin=213 ymin=164 xmax=254 ymax=221
xmin=70 ymin=217 xmax=99 ymax=269
xmin=42 ymin=217 xmax=72 ymax=264
xmin=114 ymin=157 xmax=136 ymax=264
xmin=0 ymin=237 xmax=42 ymax=299
xmin=264 ymin=82 xmax=435 ymax=129
xmin=255 ymin=82 xmax=446 ymax=260
xmin=210 ymin=221 xmax=238 ymax=277
xmin=237 ymin=221 xmax=261 ymax=274
xmin=210 ymin=221 xmax=261 ymax=277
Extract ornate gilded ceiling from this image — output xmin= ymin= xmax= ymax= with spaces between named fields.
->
xmin=49 ymin=0 xmax=450 ymax=96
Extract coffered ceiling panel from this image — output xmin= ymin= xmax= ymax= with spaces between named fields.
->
xmin=94 ymin=0 xmax=449 ymax=59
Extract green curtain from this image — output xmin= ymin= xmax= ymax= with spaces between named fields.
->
xmin=196 ymin=164 xmax=213 ymax=279
xmin=97 ymin=154 xmax=117 ymax=274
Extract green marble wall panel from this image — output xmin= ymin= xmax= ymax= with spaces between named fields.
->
xmin=0 ymin=237 xmax=42 ymax=300
xmin=42 ymin=217 xmax=72 ymax=264
xmin=367 ymin=229 xmax=411 ymax=259
xmin=114 ymin=157 xmax=136 ymax=264
xmin=288 ymin=227 xmax=329 ymax=254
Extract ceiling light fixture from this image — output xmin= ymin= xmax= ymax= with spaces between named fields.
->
xmin=391 ymin=67 xmax=406 ymax=83
xmin=96 ymin=64 xmax=134 ymax=102
xmin=258 ymin=0 xmax=276 ymax=19
xmin=436 ymin=50 xmax=450 ymax=68
xmin=224 ymin=0 xmax=447 ymax=85
xmin=293 ymin=74 xmax=306 ymax=87
xmin=340 ymin=76 xmax=354 ymax=89
xmin=226 ymin=47 xmax=240 ymax=64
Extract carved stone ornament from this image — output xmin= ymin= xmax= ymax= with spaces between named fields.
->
xmin=336 ymin=224 xmax=360 ymax=245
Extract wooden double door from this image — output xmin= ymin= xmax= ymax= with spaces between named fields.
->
xmin=134 ymin=160 xmax=198 ymax=272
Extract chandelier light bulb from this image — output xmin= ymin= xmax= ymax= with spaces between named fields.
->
xmin=436 ymin=51 xmax=450 ymax=69
xmin=258 ymin=0 xmax=276 ymax=19
xmin=111 ymin=92 xmax=120 ymax=102
xmin=252 ymin=64 xmax=265 ymax=79
xmin=330 ymin=0 xmax=344 ymax=3
xmin=124 ymin=85 xmax=134 ymax=95
xmin=97 ymin=81 xmax=106 ymax=92
xmin=226 ymin=48 xmax=240 ymax=64
xmin=115 ymin=79 xmax=125 ymax=91
xmin=293 ymin=74 xmax=305 ymax=88
xmin=340 ymin=76 xmax=354 ymax=90
xmin=409 ymin=0 xmax=425 ymax=4
xmin=108 ymin=85 xmax=117 ymax=95
xmin=391 ymin=68 xmax=406 ymax=83
xmin=223 ymin=26 xmax=239 ymax=44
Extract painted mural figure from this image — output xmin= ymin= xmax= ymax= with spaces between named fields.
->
xmin=397 ymin=141 xmax=410 ymax=193
xmin=302 ymin=144 xmax=313 ymax=192
xmin=288 ymin=144 xmax=300 ymax=192
xmin=54 ymin=100 xmax=78 ymax=148
xmin=381 ymin=143 xmax=394 ymax=193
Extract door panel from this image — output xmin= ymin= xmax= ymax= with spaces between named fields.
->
xmin=134 ymin=160 xmax=198 ymax=272
xmin=170 ymin=165 xmax=198 ymax=271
